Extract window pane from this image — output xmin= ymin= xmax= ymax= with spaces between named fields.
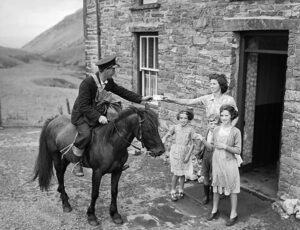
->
xmin=246 ymin=35 xmax=288 ymax=51
xmin=155 ymin=37 xmax=158 ymax=69
xmin=141 ymin=37 xmax=147 ymax=68
xmin=142 ymin=70 xmax=157 ymax=96
xmin=145 ymin=71 xmax=150 ymax=96
xmin=150 ymin=72 xmax=157 ymax=95
xmin=148 ymin=37 xmax=154 ymax=69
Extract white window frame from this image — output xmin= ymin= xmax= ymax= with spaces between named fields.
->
xmin=142 ymin=0 xmax=158 ymax=4
xmin=139 ymin=35 xmax=158 ymax=97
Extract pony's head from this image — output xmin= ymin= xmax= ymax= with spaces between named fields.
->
xmin=116 ymin=106 xmax=165 ymax=157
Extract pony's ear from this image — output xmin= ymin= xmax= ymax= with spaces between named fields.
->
xmin=145 ymin=103 xmax=150 ymax=110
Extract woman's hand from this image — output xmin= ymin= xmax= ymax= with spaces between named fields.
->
xmin=214 ymin=142 xmax=227 ymax=150
xmin=183 ymin=155 xmax=190 ymax=163
xmin=161 ymin=96 xmax=174 ymax=103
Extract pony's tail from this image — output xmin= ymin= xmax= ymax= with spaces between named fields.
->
xmin=32 ymin=117 xmax=56 ymax=191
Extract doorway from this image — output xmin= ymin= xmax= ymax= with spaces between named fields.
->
xmin=238 ymin=31 xmax=288 ymax=199
xmin=252 ymin=53 xmax=287 ymax=166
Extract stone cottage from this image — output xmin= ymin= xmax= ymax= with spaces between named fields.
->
xmin=83 ymin=0 xmax=300 ymax=200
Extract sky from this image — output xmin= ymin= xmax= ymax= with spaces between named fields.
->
xmin=0 ymin=0 xmax=83 ymax=48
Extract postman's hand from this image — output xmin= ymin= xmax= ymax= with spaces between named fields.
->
xmin=141 ymin=96 xmax=153 ymax=102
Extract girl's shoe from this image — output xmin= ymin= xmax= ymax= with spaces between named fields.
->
xmin=171 ymin=192 xmax=178 ymax=201
xmin=226 ymin=215 xmax=238 ymax=226
xmin=178 ymin=191 xmax=185 ymax=199
xmin=207 ymin=210 xmax=219 ymax=221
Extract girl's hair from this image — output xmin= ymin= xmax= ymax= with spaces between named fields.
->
xmin=177 ymin=108 xmax=194 ymax=121
xmin=208 ymin=114 xmax=220 ymax=124
xmin=220 ymin=104 xmax=238 ymax=120
xmin=209 ymin=73 xmax=228 ymax=94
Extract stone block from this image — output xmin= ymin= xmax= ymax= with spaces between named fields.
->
xmin=284 ymin=90 xmax=300 ymax=101
xmin=278 ymin=180 xmax=291 ymax=194
xmin=194 ymin=17 xmax=208 ymax=30
xmin=280 ymin=163 xmax=293 ymax=175
xmin=193 ymin=35 xmax=207 ymax=45
xmin=289 ymin=185 xmax=300 ymax=199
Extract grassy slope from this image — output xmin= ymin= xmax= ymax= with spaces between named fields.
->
xmin=0 ymin=46 xmax=41 ymax=68
xmin=0 ymin=61 xmax=82 ymax=126
xmin=23 ymin=9 xmax=84 ymax=68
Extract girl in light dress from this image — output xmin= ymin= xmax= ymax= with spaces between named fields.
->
xmin=162 ymin=108 xmax=196 ymax=201
xmin=207 ymin=104 xmax=242 ymax=226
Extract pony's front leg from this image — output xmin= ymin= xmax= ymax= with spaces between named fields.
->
xmin=87 ymin=169 xmax=102 ymax=226
xmin=110 ymin=170 xmax=123 ymax=224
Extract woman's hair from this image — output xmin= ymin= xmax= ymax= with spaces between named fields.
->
xmin=220 ymin=104 xmax=238 ymax=120
xmin=177 ymin=108 xmax=194 ymax=121
xmin=209 ymin=73 xmax=228 ymax=94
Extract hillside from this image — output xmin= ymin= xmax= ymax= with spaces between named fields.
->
xmin=0 ymin=46 xmax=41 ymax=68
xmin=23 ymin=9 xmax=84 ymax=68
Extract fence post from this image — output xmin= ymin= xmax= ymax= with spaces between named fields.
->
xmin=66 ymin=98 xmax=71 ymax=114
xmin=0 ymin=99 xmax=3 ymax=129
xmin=58 ymin=106 xmax=63 ymax=115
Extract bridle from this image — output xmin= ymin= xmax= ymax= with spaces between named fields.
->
xmin=112 ymin=114 xmax=145 ymax=151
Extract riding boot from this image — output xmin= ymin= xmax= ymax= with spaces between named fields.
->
xmin=202 ymin=185 xmax=210 ymax=205
xmin=71 ymin=146 xmax=84 ymax=177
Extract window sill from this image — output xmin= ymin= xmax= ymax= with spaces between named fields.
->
xmin=130 ymin=3 xmax=161 ymax=11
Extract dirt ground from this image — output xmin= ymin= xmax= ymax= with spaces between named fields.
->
xmin=1 ymin=127 xmax=300 ymax=230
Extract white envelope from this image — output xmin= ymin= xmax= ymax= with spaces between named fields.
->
xmin=153 ymin=95 xmax=163 ymax=101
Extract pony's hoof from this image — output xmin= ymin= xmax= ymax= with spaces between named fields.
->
xmin=88 ymin=216 xmax=99 ymax=226
xmin=88 ymin=219 xmax=100 ymax=226
xmin=112 ymin=214 xmax=123 ymax=224
xmin=63 ymin=204 xmax=72 ymax=213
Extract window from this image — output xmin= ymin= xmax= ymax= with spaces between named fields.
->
xmin=130 ymin=0 xmax=160 ymax=11
xmin=141 ymin=0 xmax=157 ymax=4
xmin=140 ymin=0 xmax=158 ymax=4
xmin=138 ymin=33 xmax=158 ymax=97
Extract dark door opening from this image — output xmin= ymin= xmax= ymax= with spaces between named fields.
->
xmin=252 ymin=53 xmax=287 ymax=166
xmin=238 ymin=31 xmax=288 ymax=199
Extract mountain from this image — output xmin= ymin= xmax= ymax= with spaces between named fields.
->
xmin=23 ymin=9 xmax=84 ymax=68
xmin=0 ymin=46 xmax=41 ymax=68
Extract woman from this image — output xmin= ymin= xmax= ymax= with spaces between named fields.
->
xmin=163 ymin=73 xmax=238 ymax=125
xmin=207 ymin=104 xmax=242 ymax=226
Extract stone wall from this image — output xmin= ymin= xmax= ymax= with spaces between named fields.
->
xmin=84 ymin=0 xmax=99 ymax=76
xmin=84 ymin=0 xmax=300 ymax=198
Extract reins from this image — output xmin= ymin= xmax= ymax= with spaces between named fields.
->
xmin=112 ymin=115 xmax=145 ymax=151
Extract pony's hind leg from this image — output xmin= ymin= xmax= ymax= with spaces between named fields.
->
xmin=110 ymin=170 xmax=123 ymax=224
xmin=87 ymin=169 xmax=102 ymax=226
xmin=54 ymin=155 xmax=71 ymax=212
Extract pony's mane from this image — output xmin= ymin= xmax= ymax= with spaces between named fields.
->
xmin=117 ymin=106 xmax=158 ymax=125
xmin=103 ymin=106 xmax=159 ymax=140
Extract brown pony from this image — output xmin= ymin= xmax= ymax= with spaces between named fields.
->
xmin=32 ymin=106 xmax=165 ymax=226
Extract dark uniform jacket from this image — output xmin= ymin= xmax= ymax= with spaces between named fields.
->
xmin=71 ymin=75 xmax=142 ymax=127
